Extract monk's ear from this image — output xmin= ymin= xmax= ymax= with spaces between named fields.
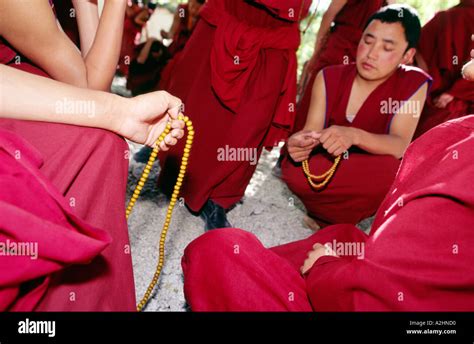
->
xmin=402 ymin=48 xmax=417 ymax=65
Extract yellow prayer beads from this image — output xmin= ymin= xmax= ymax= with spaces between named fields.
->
xmin=126 ymin=114 xmax=194 ymax=312
xmin=302 ymin=155 xmax=341 ymax=190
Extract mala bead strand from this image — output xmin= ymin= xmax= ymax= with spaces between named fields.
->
xmin=126 ymin=114 xmax=194 ymax=312
xmin=302 ymin=155 xmax=341 ymax=190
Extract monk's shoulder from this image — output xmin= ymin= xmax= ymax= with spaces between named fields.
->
xmin=395 ymin=65 xmax=432 ymax=90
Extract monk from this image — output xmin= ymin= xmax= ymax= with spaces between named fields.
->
xmin=182 ymin=114 xmax=474 ymax=311
xmin=414 ymin=0 xmax=474 ymax=138
xmin=127 ymin=37 xmax=170 ymax=96
xmin=118 ymin=0 xmax=151 ymax=77
xmin=295 ymin=0 xmax=388 ymax=133
xmin=0 ymin=0 xmax=184 ymax=311
xmin=281 ymin=4 xmax=431 ymax=230
xmin=157 ymin=0 xmax=313 ymax=230
xmin=160 ymin=0 xmax=206 ymax=58
xmin=0 ymin=64 xmax=184 ymax=312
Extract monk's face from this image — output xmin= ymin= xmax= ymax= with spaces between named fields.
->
xmin=189 ymin=0 xmax=204 ymax=17
xmin=356 ymin=19 xmax=416 ymax=81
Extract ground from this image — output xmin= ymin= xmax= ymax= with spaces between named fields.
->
xmin=125 ymin=140 xmax=373 ymax=311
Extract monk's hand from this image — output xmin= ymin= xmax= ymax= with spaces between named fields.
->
xmin=319 ymin=125 xmax=357 ymax=156
xmin=300 ymin=243 xmax=338 ymax=275
xmin=117 ymin=91 xmax=185 ymax=151
xmin=287 ymin=130 xmax=320 ymax=162
xmin=433 ymin=93 xmax=454 ymax=109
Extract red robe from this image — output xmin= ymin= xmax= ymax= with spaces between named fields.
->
xmin=182 ymin=115 xmax=474 ymax=311
xmin=0 ymin=30 xmax=136 ymax=310
xmin=158 ymin=0 xmax=311 ymax=211
xmin=118 ymin=4 xmax=144 ymax=77
xmin=294 ymin=0 xmax=384 ymax=132
xmin=414 ymin=1 xmax=474 ymax=138
xmin=0 ymin=129 xmax=110 ymax=311
xmin=282 ymin=64 xmax=431 ymax=227
xmin=158 ymin=4 xmax=196 ymax=91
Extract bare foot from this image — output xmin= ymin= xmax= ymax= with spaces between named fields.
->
xmin=303 ymin=215 xmax=321 ymax=231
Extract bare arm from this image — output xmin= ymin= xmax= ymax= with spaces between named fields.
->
xmin=287 ymin=71 xmax=326 ymax=162
xmin=136 ymin=38 xmax=155 ymax=64
xmin=72 ymin=0 xmax=100 ymax=57
xmin=162 ymin=10 xmax=181 ymax=39
xmin=0 ymin=65 xmax=184 ymax=150
xmin=0 ymin=0 xmax=126 ymax=91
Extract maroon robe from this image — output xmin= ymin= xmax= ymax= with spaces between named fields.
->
xmin=182 ymin=115 xmax=474 ymax=311
xmin=414 ymin=1 xmax=474 ymax=138
xmin=282 ymin=64 xmax=431 ymax=227
xmin=118 ymin=4 xmax=144 ymax=77
xmin=158 ymin=0 xmax=311 ymax=212
xmin=0 ymin=28 xmax=136 ymax=310
xmin=0 ymin=129 xmax=111 ymax=311
xmin=294 ymin=0 xmax=384 ymax=132
xmin=158 ymin=4 xmax=199 ymax=91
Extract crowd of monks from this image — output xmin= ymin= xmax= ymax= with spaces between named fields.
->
xmin=0 ymin=0 xmax=473 ymax=312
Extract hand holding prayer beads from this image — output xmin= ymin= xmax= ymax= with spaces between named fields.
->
xmin=126 ymin=114 xmax=194 ymax=312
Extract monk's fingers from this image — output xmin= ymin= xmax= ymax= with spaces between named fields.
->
xmin=325 ymin=141 xmax=342 ymax=155
xmin=312 ymin=243 xmax=324 ymax=250
xmin=170 ymin=128 xmax=185 ymax=140
xmin=322 ymin=136 xmax=337 ymax=151
xmin=170 ymin=118 xmax=185 ymax=129
xmin=333 ymin=147 xmax=346 ymax=157
xmin=164 ymin=134 xmax=178 ymax=146
xmin=319 ymin=129 xmax=333 ymax=143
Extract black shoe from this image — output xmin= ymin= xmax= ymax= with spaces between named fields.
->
xmin=134 ymin=146 xmax=153 ymax=163
xmin=271 ymin=152 xmax=285 ymax=178
xmin=199 ymin=200 xmax=232 ymax=230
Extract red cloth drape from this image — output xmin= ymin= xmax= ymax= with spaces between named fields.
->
xmin=182 ymin=115 xmax=474 ymax=311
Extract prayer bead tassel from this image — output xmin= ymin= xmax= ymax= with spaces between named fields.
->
xmin=302 ymin=155 xmax=341 ymax=190
xmin=126 ymin=114 xmax=194 ymax=312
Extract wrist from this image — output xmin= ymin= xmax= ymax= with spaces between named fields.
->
xmin=351 ymin=127 xmax=362 ymax=146
xmin=107 ymin=93 xmax=130 ymax=135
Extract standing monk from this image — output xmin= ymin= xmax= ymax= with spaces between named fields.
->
xmin=414 ymin=0 xmax=474 ymax=138
xmin=282 ymin=5 xmax=431 ymax=229
xmin=158 ymin=0 xmax=312 ymax=230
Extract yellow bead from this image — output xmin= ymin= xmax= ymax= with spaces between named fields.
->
xmin=184 ymin=116 xmax=189 ymax=122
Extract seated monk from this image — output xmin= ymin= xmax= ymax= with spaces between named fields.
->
xmin=127 ymin=37 xmax=171 ymax=96
xmin=413 ymin=0 xmax=474 ymax=138
xmin=0 ymin=0 xmax=184 ymax=311
xmin=182 ymin=115 xmax=474 ymax=311
xmin=281 ymin=4 xmax=431 ymax=229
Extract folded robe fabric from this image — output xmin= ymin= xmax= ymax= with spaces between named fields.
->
xmin=0 ymin=129 xmax=111 ymax=311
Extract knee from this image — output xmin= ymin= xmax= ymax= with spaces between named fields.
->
xmin=183 ymin=228 xmax=252 ymax=260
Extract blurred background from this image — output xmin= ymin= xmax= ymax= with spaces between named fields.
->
xmin=101 ymin=0 xmax=460 ymax=75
